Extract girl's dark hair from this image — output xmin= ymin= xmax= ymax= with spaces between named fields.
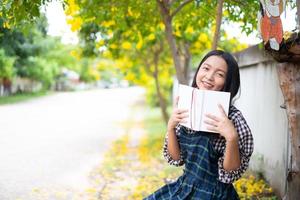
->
xmin=191 ymin=50 xmax=240 ymax=105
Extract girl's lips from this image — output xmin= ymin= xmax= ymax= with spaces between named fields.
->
xmin=202 ymin=81 xmax=213 ymax=88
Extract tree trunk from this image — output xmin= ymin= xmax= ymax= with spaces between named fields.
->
xmin=153 ymin=68 xmax=169 ymax=125
xmin=297 ymin=0 xmax=300 ymax=29
xmin=183 ymin=42 xmax=191 ymax=83
xmin=156 ymin=0 xmax=188 ymax=84
xmin=153 ymin=42 xmax=169 ymax=125
xmin=212 ymin=0 xmax=224 ymax=50
xmin=277 ymin=63 xmax=300 ymax=200
xmin=142 ymin=45 xmax=169 ymax=125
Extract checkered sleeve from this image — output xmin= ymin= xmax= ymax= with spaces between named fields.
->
xmin=215 ymin=107 xmax=254 ymax=183
xmin=162 ymin=124 xmax=185 ymax=166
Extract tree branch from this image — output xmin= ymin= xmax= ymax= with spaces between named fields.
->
xmin=201 ymin=6 xmax=218 ymax=19
xmin=170 ymin=0 xmax=193 ymax=18
xmin=143 ymin=55 xmax=153 ymax=76
xmin=212 ymin=0 xmax=224 ymax=50
xmin=296 ymin=0 xmax=300 ymax=29
xmin=228 ymin=0 xmax=248 ymax=7
xmin=169 ymin=0 xmax=178 ymax=6
xmin=157 ymin=0 xmax=170 ymax=17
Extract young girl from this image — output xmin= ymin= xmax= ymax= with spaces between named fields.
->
xmin=144 ymin=50 xmax=254 ymax=200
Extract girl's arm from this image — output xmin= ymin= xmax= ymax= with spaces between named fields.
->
xmin=223 ymin=133 xmax=241 ymax=171
xmin=215 ymin=107 xmax=254 ymax=183
xmin=204 ymin=104 xmax=242 ymax=171
xmin=166 ymin=127 xmax=181 ymax=160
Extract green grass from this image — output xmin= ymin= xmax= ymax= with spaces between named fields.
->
xmin=0 ymin=90 xmax=51 ymax=105
xmin=143 ymin=106 xmax=167 ymax=136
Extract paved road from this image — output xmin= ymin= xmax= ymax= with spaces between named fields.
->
xmin=0 ymin=87 xmax=145 ymax=200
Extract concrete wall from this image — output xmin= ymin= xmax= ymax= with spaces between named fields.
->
xmin=235 ymin=45 xmax=290 ymax=198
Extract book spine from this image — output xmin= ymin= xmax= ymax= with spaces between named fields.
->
xmin=190 ymin=88 xmax=196 ymax=129
xmin=199 ymin=91 xmax=205 ymax=130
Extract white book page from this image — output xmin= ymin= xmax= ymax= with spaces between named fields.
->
xmin=177 ymin=84 xmax=193 ymax=129
xmin=200 ymin=90 xmax=230 ymax=133
xmin=177 ymin=85 xmax=230 ymax=132
xmin=177 ymin=84 xmax=204 ymax=131
xmin=192 ymin=89 xmax=203 ymax=131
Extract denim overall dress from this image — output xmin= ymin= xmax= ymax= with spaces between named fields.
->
xmin=144 ymin=126 xmax=239 ymax=200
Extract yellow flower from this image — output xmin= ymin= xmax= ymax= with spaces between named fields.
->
xmin=32 ymin=188 xmax=41 ymax=193
xmin=111 ymin=6 xmax=117 ymax=12
xmin=125 ymin=73 xmax=135 ymax=82
xmin=193 ymin=41 xmax=202 ymax=49
xmin=147 ymin=33 xmax=156 ymax=41
xmin=198 ymin=33 xmax=208 ymax=43
xmin=103 ymin=50 xmax=112 ymax=58
xmin=205 ymin=42 xmax=211 ymax=49
xmin=174 ymin=30 xmax=181 ymax=37
xmin=97 ymin=40 xmax=105 ymax=47
xmin=224 ymin=10 xmax=229 ymax=17
xmin=267 ymin=187 xmax=273 ymax=193
xmin=128 ymin=6 xmax=133 ymax=16
xmin=150 ymin=27 xmax=155 ymax=32
xmin=133 ymin=11 xmax=141 ymax=18
xmin=107 ymin=30 xmax=114 ymax=38
xmin=136 ymin=32 xmax=143 ymax=49
xmin=158 ymin=22 xmax=165 ymax=31
xmin=3 ymin=21 xmax=10 ymax=29
xmin=110 ymin=44 xmax=118 ymax=49
xmin=67 ymin=17 xmax=83 ymax=32
xmin=185 ymin=26 xmax=194 ymax=34
xmin=101 ymin=20 xmax=115 ymax=27
xmin=65 ymin=0 xmax=80 ymax=16
xmin=122 ymin=41 xmax=132 ymax=50
xmin=69 ymin=50 xmax=81 ymax=60
xmin=85 ymin=187 xmax=97 ymax=194
xmin=283 ymin=31 xmax=293 ymax=40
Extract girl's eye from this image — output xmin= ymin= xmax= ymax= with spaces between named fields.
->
xmin=217 ymin=73 xmax=224 ymax=78
xmin=202 ymin=67 xmax=209 ymax=71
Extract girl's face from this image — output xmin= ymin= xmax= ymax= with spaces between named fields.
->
xmin=196 ymin=55 xmax=228 ymax=91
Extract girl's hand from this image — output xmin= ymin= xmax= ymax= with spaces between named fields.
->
xmin=167 ymin=96 xmax=189 ymax=131
xmin=204 ymin=104 xmax=238 ymax=142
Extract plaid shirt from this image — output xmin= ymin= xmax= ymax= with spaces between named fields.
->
xmin=163 ymin=105 xmax=254 ymax=184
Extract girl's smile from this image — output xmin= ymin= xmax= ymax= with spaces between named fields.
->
xmin=201 ymin=80 xmax=214 ymax=89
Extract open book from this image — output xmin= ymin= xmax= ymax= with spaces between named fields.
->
xmin=177 ymin=84 xmax=230 ymax=133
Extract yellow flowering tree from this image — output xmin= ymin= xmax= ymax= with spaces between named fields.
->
xmin=65 ymin=1 xmax=175 ymax=124
xmin=64 ymin=0 xmax=251 ymax=123
xmin=1 ymin=0 xmax=261 ymax=85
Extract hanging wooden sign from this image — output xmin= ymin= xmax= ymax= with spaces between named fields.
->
xmin=258 ymin=0 xmax=285 ymax=50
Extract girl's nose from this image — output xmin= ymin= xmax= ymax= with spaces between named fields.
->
xmin=205 ymin=71 xmax=214 ymax=80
